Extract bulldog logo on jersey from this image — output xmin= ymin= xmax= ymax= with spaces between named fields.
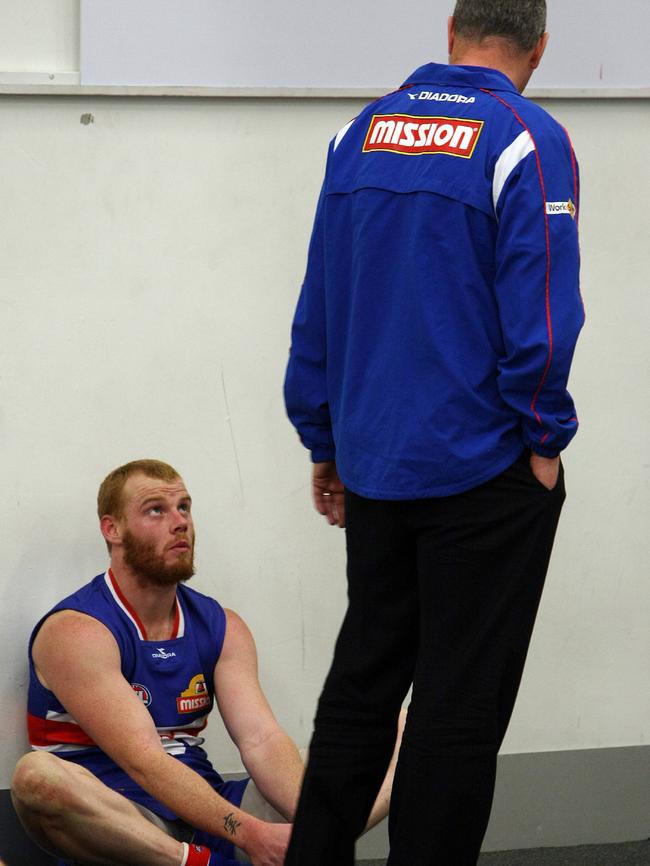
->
xmin=176 ymin=674 xmax=210 ymax=713
xmin=132 ymin=683 xmax=152 ymax=707
xmin=363 ymin=114 xmax=483 ymax=158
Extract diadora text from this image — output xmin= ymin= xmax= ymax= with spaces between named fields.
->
xmin=408 ymin=91 xmax=476 ymax=103
xmin=152 ymin=647 xmax=176 ymax=660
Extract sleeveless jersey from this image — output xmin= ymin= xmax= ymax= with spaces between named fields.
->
xmin=27 ymin=571 xmax=241 ymax=821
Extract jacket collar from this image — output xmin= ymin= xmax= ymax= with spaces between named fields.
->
xmin=401 ymin=62 xmax=518 ymax=94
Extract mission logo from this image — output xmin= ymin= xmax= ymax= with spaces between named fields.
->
xmin=363 ymin=114 xmax=483 ymax=158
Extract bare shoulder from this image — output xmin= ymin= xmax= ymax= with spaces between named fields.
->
xmin=220 ymin=608 xmax=258 ymax=666
xmin=223 ymin=607 xmax=252 ymax=636
xmin=34 ymin=608 xmax=116 ymax=650
xmin=33 ymin=610 xmax=120 ymax=688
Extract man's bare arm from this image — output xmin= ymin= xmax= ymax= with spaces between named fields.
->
xmin=32 ymin=610 xmax=290 ymax=866
xmin=215 ymin=609 xmax=304 ymax=820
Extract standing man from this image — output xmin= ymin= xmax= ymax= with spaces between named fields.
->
xmin=284 ymin=2 xmax=584 ymax=864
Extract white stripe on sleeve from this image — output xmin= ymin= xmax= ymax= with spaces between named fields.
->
xmin=492 ymin=130 xmax=535 ymax=214
xmin=334 ymin=119 xmax=355 ymax=151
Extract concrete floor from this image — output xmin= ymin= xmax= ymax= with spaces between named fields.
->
xmin=359 ymin=839 xmax=650 ymax=865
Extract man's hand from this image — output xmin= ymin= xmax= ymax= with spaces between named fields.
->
xmin=243 ymin=819 xmax=292 ymax=866
xmin=530 ymin=453 xmax=560 ymax=490
xmin=312 ymin=461 xmax=345 ymax=527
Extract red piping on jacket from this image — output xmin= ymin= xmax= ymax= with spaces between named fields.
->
xmin=481 ymin=88 xmax=553 ymax=433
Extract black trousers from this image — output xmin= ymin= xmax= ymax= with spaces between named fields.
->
xmin=285 ymin=450 xmax=566 ymax=866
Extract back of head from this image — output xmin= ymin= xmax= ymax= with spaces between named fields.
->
xmin=452 ymin=0 xmax=546 ymax=53
xmin=97 ymin=458 xmax=181 ymax=520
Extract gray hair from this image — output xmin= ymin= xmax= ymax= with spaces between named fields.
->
xmin=452 ymin=0 xmax=547 ymax=52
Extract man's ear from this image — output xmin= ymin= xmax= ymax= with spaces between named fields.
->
xmin=530 ymin=32 xmax=550 ymax=71
xmin=447 ymin=16 xmax=456 ymax=58
xmin=100 ymin=514 xmax=122 ymax=547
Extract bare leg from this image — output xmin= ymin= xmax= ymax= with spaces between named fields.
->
xmin=297 ymin=707 xmax=407 ymax=835
xmin=11 ymin=752 xmax=185 ymax=866
xmin=364 ymin=707 xmax=407 ymax=831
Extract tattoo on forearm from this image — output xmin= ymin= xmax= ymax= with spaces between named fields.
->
xmin=224 ymin=812 xmax=242 ymax=836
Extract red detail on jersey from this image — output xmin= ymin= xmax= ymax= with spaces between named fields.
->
xmin=109 ymin=569 xmax=180 ymax=641
xmin=161 ymin=718 xmax=209 ymax=742
xmin=186 ymin=843 xmax=211 ymax=866
xmin=108 ymin=569 xmax=149 ymax=639
xmin=177 ymin=695 xmax=211 ymax=714
xmin=176 ymin=674 xmax=210 ymax=714
xmin=363 ymin=114 xmax=483 ymax=157
xmin=27 ymin=712 xmax=96 ymax=747
xmin=170 ymin=598 xmax=180 ymax=640
xmin=132 ymin=683 xmax=152 ymax=706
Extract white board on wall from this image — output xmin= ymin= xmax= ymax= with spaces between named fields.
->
xmin=80 ymin=0 xmax=650 ymax=94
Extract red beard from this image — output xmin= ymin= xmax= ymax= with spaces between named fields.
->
xmin=122 ymin=529 xmax=195 ymax=586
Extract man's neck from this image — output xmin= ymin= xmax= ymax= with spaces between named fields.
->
xmin=108 ymin=563 xmax=178 ymax=642
xmin=448 ymin=27 xmax=545 ymax=95
xmin=450 ymin=51 xmax=525 ymax=92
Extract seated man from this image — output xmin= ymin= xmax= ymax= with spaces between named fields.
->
xmin=12 ymin=459 xmax=403 ymax=866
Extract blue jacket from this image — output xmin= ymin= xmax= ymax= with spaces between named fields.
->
xmin=284 ymin=63 xmax=584 ymax=499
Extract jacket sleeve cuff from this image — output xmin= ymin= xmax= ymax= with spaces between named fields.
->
xmin=526 ymin=441 xmax=563 ymax=458
xmin=310 ymin=447 xmax=336 ymax=463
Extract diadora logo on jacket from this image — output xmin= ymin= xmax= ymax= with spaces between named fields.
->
xmin=177 ymin=674 xmax=210 ymax=713
xmin=407 ymin=91 xmax=476 ymax=104
xmin=363 ymin=114 xmax=483 ymax=158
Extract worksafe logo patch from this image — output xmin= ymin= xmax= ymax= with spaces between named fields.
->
xmin=546 ymin=199 xmax=576 ymax=219
xmin=176 ymin=674 xmax=210 ymax=714
xmin=363 ymin=114 xmax=483 ymax=157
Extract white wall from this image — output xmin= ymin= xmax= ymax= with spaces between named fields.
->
xmin=0 ymin=0 xmax=78 ymax=72
xmin=78 ymin=0 xmax=650 ymax=92
xmin=1 ymin=2 xmax=649 ymax=790
xmin=506 ymin=97 xmax=650 ymax=754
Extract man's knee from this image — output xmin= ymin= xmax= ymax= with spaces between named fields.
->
xmin=11 ymin=751 xmax=72 ymax=818
xmin=11 ymin=752 xmax=81 ymax=858
xmin=404 ymin=707 xmax=499 ymax=756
